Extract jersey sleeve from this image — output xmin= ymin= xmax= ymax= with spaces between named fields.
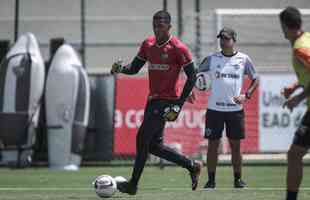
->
xmin=294 ymin=48 xmax=310 ymax=71
xmin=244 ymin=56 xmax=258 ymax=80
xmin=176 ymin=43 xmax=193 ymax=68
xmin=136 ymin=40 xmax=148 ymax=61
xmin=198 ymin=56 xmax=211 ymax=72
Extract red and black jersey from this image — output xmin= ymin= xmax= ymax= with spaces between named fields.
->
xmin=137 ymin=35 xmax=193 ymax=100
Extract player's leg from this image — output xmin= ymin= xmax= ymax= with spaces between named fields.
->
xmin=286 ymin=111 xmax=310 ymax=200
xmin=225 ymin=110 xmax=246 ymax=188
xmin=130 ymin=121 xmax=155 ymax=185
xmin=286 ymin=144 xmax=308 ymax=200
xmin=228 ymin=139 xmax=246 ymax=188
xmin=205 ymin=139 xmax=220 ymax=188
xmin=117 ymin=121 xmax=148 ymax=195
xmin=118 ymin=101 xmax=164 ymax=195
xmin=149 ymin=132 xmax=202 ymax=190
xmin=149 ymin=139 xmax=192 ymax=170
xmin=148 ymin=100 xmax=202 ymax=190
xmin=204 ymin=109 xmax=224 ymax=189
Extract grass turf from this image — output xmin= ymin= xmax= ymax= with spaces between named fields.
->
xmin=0 ymin=166 xmax=310 ymax=200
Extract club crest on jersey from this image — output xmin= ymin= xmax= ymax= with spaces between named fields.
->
xmin=160 ymin=53 xmax=169 ymax=61
xmin=216 ymin=65 xmax=221 ymax=69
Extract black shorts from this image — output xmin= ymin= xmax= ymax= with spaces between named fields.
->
xmin=204 ymin=109 xmax=245 ymax=140
xmin=293 ymin=111 xmax=310 ymax=148
xmin=139 ymin=99 xmax=174 ymax=144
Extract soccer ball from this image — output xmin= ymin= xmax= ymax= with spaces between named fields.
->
xmin=195 ymin=72 xmax=212 ymax=91
xmin=114 ymin=176 xmax=127 ymax=184
xmin=93 ymin=175 xmax=117 ymax=198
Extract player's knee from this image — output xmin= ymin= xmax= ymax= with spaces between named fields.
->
xmin=149 ymin=145 xmax=158 ymax=155
xmin=230 ymin=145 xmax=241 ymax=155
xmin=149 ymin=141 xmax=161 ymax=153
xmin=287 ymin=150 xmax=297 ymax=163
xmin=287 ymin=147 xmax=302 ymax=163
xmin=207 ymin=140 xmax=220 ymax=152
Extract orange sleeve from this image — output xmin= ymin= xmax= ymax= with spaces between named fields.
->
xmin=294 ymin=48 xmax=310 ymax=71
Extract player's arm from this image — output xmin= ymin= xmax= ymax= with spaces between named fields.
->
xmin=245 ymin=78 xmax=259 ymax=99
xmin=111 ymin=39 xmax=148 ymax=75
xmin=121 ymin=56 xmax=146 ymax=75
xmin=173 ymin=42 xmax=197 ymax=106
xmin=283 ymin=48 xmax=310 ymax=98
xmin=178 ymin=62 xmax=197 ymax=105
xmin=244 ymin=56 xmax=259 ymax=99
xmin=282 ymin=48 xmax=310 ymax=111
xmin=233 ymin=56 xmax=258 ymax=104
xmin=111 ymin=56 xmax=145 ymax=75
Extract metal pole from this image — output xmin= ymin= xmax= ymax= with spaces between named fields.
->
xmin=195 ymin=0 xmax=201 ymax=63
xmin=81 ymin=0 xmax=86 ymax=67
xmin=163 ymin=0 xmax=167 ymax=11
xmin=215 ymin=10 xmax=222 ymax=51
xmin=177 ymin=0 xmax=183 ymax=39
xmin=14 ymin=0 xmax=19 ymax=42
xmin=0 ymin=40 xmax=10 ymax=62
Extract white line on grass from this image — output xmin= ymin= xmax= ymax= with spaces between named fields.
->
xmin=162 ymin=187 xmax=310 ymax=191
xmin=1 ymin=187 xmax=310 ymax=191
xmin=0 ymin=188 xmax=91 ymax=191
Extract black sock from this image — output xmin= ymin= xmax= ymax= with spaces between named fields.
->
xmin=208 ymin=172 xmax=215 ymax=183
xmin=286 ymin=190 xmax=298 ymax=200
xmin=234 ymin=172 xmax=241 ymax=181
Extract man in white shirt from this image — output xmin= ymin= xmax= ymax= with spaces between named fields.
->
xmin=198 ymin=27 xmax=259 ymax=189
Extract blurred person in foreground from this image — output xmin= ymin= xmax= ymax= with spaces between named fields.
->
xmin=279 ymin=6 xmax=310 ymax=200
xmin=110 ymin=10 xmax=202 ymax=195
xmin=197 ymin=27 xmax=259 ymax=189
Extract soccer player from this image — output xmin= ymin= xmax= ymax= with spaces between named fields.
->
xmin=279 ymin=7 xmax=310 ymax=200
xmin=198 ymin=27 xmax=259 ymax=189
xmin=110 ymin=10 xmax=202 ymax=195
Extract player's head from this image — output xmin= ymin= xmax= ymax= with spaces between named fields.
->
xmin=217 ymin=27 xmax=236 ymax=50
xmin=152 ymin=10 xmax=171 ymax=41
xmin=279 ymin=7 xmax=302 ymax=40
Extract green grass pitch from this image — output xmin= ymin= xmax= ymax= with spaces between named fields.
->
xmin=0 ymin=165 xmax=310 ymax=200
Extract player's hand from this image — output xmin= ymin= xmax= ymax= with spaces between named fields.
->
xmin=232 ymin=94 xmax=247 ymax=105
xmin=162 ymin=104 xmax=181 ymax=122
xmin=281 ymin=86 xmax=295 ymax=99
xmin=283 ymin=95 xmax=303 ymax=112
xmin=186 ymin=91 xmax=196 ymax=104
xmin=162 ymin=100 xmax=184 ymax=121
xmin=110 ymin=60 xmax=123 ymax=74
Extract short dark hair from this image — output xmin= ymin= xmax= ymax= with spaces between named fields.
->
xmin=153 ymin=10 xmax=171 ymax=24
xmin=217 ymin=27 xmax=237 ymax=42
xmin=279 ymin=6 xmax=302 ymax=29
